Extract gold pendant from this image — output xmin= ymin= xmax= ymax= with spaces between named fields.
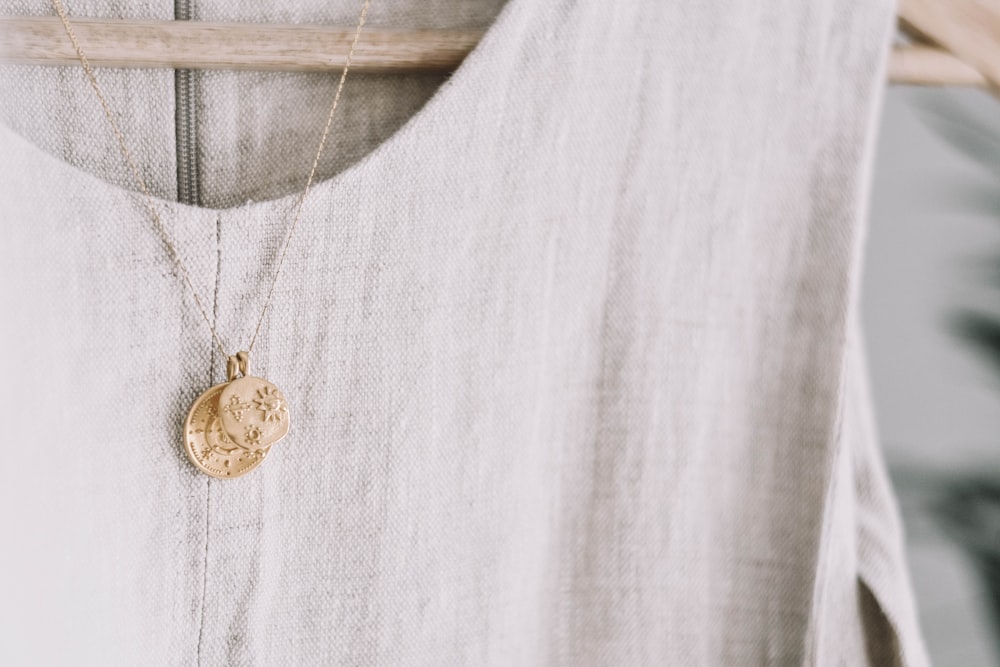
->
xmin=183 ymin=351 xmax=290 ymax=479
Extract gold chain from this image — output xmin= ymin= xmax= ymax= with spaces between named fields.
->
xmin=49 ymin=0 xmax=372 ymax=361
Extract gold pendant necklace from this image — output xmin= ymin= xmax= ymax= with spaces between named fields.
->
xmin=184 ymin=352 xmax=290 ymax=478
xmin=50 ymin=0 xmax=372 ymax=478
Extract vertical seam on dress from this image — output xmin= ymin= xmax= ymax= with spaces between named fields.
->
xmin=196 ymin=213 xmax=221 ymax=664
xmin=196 ymin=479 xmax=211 ymax=665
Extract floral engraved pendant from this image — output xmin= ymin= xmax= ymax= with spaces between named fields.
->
xmin=218 ymin=377 xmax=290 ymax=449
xmin=183 ymin=352 xmax=290 ymax=479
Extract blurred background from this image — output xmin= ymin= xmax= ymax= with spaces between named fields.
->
xmin=865 ymin=83 xmax=1000 ymax=665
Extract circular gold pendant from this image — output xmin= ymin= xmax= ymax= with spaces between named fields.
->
xmin=218 ymin=377 xmax=290 ymax=449
xmin=183 ymin=352 xmax=290 ymax=479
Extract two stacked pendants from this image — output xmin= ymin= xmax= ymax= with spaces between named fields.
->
xmin=184 ymin=352 xmax=290 ymax=479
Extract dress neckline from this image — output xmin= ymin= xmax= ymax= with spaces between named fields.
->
xmin=0 ymin=0 xmax=526 ymax=218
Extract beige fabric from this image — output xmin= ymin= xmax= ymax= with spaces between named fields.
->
xmin=0 ymin=0 xmax=930 ymax=664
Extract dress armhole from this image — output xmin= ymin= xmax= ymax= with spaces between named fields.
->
xmin=845 ymin=311 xmax=931 ymax=667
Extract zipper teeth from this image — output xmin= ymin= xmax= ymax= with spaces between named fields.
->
xmin=174 ymin=0 xmax=198 ymax=206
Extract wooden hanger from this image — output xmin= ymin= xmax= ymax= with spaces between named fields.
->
xmin=0 ymin=0 xmax=997 ymax=92
xmin=895 ymin=0 xmax=1000 ymax=91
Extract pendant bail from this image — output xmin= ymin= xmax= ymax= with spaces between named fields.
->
xmin=226 ymin=350 xmax=250 ymax=382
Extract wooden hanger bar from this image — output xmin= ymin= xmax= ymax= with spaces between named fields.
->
xmin=0 ymin=17 xmax=478 ymax=72
xmin=889 ymin=44 xmax=988 ymax=87
xmin=0 ymin=14 xmax=990 ymax=87
xmin=898 ymin=0 xmax=1000 ymax=91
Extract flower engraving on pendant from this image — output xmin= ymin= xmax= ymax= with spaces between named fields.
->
xmin=254 ymin=386 xmax=287 ymax=423
xmin=244 ymin=425 xmax=263 ymax=447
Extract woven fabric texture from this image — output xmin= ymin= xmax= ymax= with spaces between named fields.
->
xmin=0 ymin=0 xmax=930 ymax=664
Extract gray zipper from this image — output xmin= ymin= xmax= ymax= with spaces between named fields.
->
xmin=174 ymin=0 xmax=199 ymax=206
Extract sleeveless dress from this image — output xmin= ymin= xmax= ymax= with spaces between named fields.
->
xmin=0 ymin=0 xmax=930 ymax=664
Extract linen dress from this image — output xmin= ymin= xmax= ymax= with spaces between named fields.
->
xmin=0 ymin=0 xmax=930 ymax=664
